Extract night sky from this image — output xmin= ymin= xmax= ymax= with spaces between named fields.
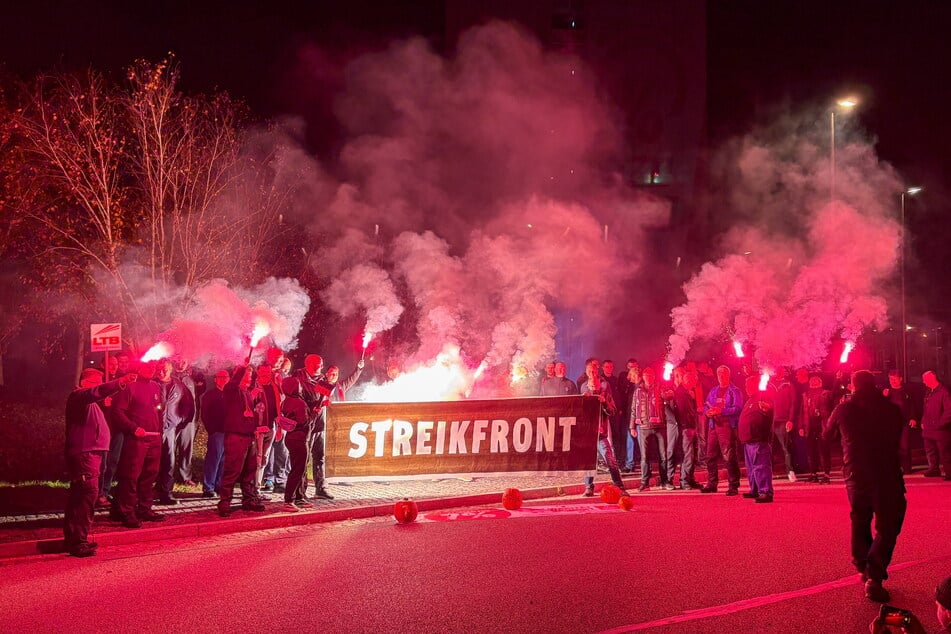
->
xmin=2 ymin=0 xmax=949 ymax=312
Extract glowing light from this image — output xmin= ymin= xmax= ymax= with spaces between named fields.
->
xmin=141 ymin=342 xmax=173 ymax=362
xmin=357 ymin=345 xmax=471 ymax=402
xmin=473 ymin=360 xmax=488 ymax=381
xmin=662 ymin=361 xmax=674 ymax=382
xmin=758 ymin=370 xmax=771 ymax=392
xmin=906 ymin=186 xmax=922 ymax=196
xmin=250 ymin=318 xmax=270 ymax=347
xmin=840 ymin=341 xmax=855 ymax=363
xmin=362 ymin=331 xmax=373 ymax=350
xmin=510 ymin=362 xmax=528 ymax=385
xmin=732 ymin=340 xmax=745 ymax=358
xmin=837 ymin=97 xmax=858 ymax=108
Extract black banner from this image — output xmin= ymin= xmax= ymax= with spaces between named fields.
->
xmin=325 ymin=395 xmax=601 ymax=481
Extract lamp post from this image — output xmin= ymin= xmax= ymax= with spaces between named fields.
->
xmin=900 ymin=186 xmax=923 ymax=379
xmin=831 ymin=97 xmax=858 ymax=201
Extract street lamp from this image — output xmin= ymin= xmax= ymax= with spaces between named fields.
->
xmin=900 ymin=186 xmax=923 ymax=379
xmin=831 ymin=97 xmax=858 ymax=201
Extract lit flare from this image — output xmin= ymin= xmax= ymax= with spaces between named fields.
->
xmin=662 ymin=361 xmax=674 ymax=382
xmin=758 ymin=370 xmax=771 ymax=392
xmin=732 ymin=340 xmax=745 ymax=358
xmin=840 ymin=341 xmax=855 ymax=363
xmin=141 ymin=342 xmax=174 ymax=362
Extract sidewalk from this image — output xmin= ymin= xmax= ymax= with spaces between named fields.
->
xmin=0 ymin=472 xmax=628 ymax=559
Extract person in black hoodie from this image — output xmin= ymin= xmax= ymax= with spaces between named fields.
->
xmin=218 ymin=365 xmax=267 ymax=517
xmin=823 ymin=370 xmax=906 ymax=604
xmin=280 ymin=376 xmax=312 ymax=511
xmin=294 ymin=354 xmax=334 ymax=500
xmin=64 ymin=368 xmax=135 ymax=556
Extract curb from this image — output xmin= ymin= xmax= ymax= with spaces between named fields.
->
xmin=0 ymin=480 xmax=601 ymax=561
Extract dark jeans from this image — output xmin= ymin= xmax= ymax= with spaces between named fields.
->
xmin=285 ymin=432 xmax=309 ymax=503
xmin=680 ymin=427 xmax=698 ymax=484
xmin=637 ymin=427 xmax=668 ymax=485
xmin=265 ymin=436 xmax=290 ymax=486
xmin=665 ymin=421 xmax=682 ymax=483
xmin=584 ymin=434 xmax=625 ymax=489
xmin=898 ymin=425 xmax=916 ymax=473
xmin=610 ymin=414 xmax=627 ymax=471
xmin=923 ymin=435 xmax=951 ymax=476
xmin=203 ymin=431 xmax=225 ymax=494
xmin=310 ymin=430 xmax=326 ymax=491
xmin=772 ymin=422 xmax=795 ymax=473
xmin=176 ymin=419 xmax=196 ymax=482
xmin=64 ymin=451 xmax=103 ymax=548
xmin=99 ymin=430 xmax=124 ymax=498
xmin=706 ymin=423 xmax=740 ymax=491
xmin=744 ymin=442 xmax=773 ymax=495
xmin=806 ymin=430 xmax=832 ymax=475
xmin=696 ymin=418 xmax=708 ymax=468
xmin=219 ymin=433 xmax=260 ymax=510
xmin=847 ymin=483 xmax=907 ymax=582
xmin=115 ymin=434 xmax=161 ymax=520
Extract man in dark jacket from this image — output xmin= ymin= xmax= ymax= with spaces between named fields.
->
xmin=200 ymin=369 xmax=229 ymax=498
xmin=823 ymin=370 xmax=906 ymax=603
xmin=294 ymin=354 xmax=334 ymax=500
xmin=921 ymin=370 xmax=951 ymax=479
xmin=64 ymin=369 xmax=134 ymax=556
xmin=739 ymin=376 xmax=775 ymax=503
xmin=800 ymin=374 xmax=834 ymax=484
xmin=883 ymin=370 xmax=918 ymax=474
xmin=218 ymin=365 xmax=267 ymax=517
xmin=154 ymin=359 xmax=195 ymax=505
xmin=770 ymin=367 xmax=799 ymax=483
xmin=539 ymin=361 xmax=578 ymax=396
xmin=111 ymin=361 xmax=165 ymax=528
xmin=280 ymin=376 xmax=312 ymax=510
xmin=672 ymin=369 xmax=702 ymax=489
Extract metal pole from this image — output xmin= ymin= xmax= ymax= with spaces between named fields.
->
xmin=901 ymin=192 xmax=907 ymax=379
xmin=830 ymin=111 xmax=836 ymax=202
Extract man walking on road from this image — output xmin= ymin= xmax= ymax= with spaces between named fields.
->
xmin=823 ymin=370 xmax=906 ymax=603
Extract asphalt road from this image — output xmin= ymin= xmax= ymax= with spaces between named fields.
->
xmin=2 ymin=479 xmax=949 ymax=633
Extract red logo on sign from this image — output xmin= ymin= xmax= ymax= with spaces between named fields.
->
xmin=93 ymin=324 xmax=121 ymax=335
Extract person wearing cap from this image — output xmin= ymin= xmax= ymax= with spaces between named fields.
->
xmin=64 ymin=368 xmax=135 ymax=557
xmin=823 ymin=370 xmax=906 ymax=603
xmin=200 ymin=369 xmax=230 ymax=498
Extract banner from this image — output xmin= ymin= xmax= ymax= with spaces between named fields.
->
xmin=325 ymin=395 xmax=601 ymax=481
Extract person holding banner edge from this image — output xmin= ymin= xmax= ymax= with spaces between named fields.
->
xmin=579 ymin=358 xmax=628 ymax=497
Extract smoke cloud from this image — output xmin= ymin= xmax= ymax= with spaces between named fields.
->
xmin=274 ymin=21 xmax=669 ymax=390
xmin=669 ymin=114 xmax=902 ymax=370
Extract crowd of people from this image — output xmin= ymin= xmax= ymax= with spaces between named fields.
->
xmin=65 ymin=345 xmax=951 ymax=603
xmin=63 ymin=346 xmax=363 ymax=558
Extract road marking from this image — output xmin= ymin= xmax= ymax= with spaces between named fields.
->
xmin=598 ymin=553 xmax=951 ymax=632
xmin=421 ymin=503 xmax=623 ymax=522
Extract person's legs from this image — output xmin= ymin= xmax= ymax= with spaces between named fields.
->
xmin=867 ymin=490 xmax=907 ymax=582
xmin=64 ymin=452 xmax=102 ymax=549
xmin=203 ymin=432 xmax=224 ymax=494
xmin=681 ymin=428 xmax=697 ymax=486
xmin=847 ymin=487 xmax=875 ymax=576
xmin=175 ymin=420 xmax=196 ymax=483
xmin=100 ymin=431 xmax=124 ymax=498
xmin=704 ymin=427 xmax=721 ymax=490
xmin=923 ymin=437 xmax=941 ymax=475
xmin=157 ymin=426 xmax=175 ymax=499
xmin=136 ymin=438 xmax=161 ymax=517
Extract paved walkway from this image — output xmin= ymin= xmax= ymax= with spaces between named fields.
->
xmin=0 ymin=471 xmax=628 ymax=559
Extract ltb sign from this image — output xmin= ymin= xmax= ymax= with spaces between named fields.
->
xmin=90 ymin=323 xmax=122 ymax=352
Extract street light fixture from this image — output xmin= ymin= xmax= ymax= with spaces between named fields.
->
xmin=900 ymin=186 xmax=923 ymax=379
xmin=831 ymin=97 xmax=858 ymax=201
